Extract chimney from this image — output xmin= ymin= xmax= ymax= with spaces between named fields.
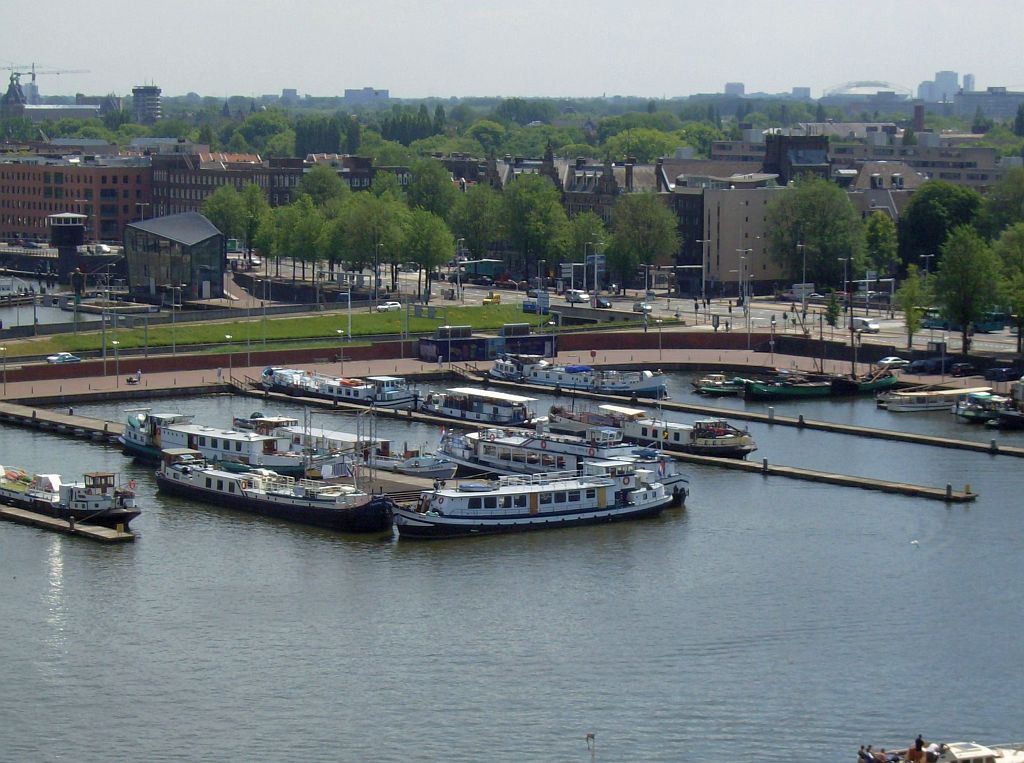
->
xmin=913 ymin=104 xmax=925 ymax=132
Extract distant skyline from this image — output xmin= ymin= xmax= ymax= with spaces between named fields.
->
xmin=4 ymin=0 xmax=1024 ymax=101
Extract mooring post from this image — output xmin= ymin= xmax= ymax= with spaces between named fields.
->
xmin=768 ymin=406 xmax=774 ymax=422
xmin=798 ymin=414 xmax=804 ymax=427
xmin=946 ymin=483 xmax=953 ymax=500
xmin=990 ymin=439 xmax=998 ymax=453
xmin=762 ymin=457 xmax=768 ymax=475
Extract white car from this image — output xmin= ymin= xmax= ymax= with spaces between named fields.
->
xmin=877 ymin=356 xmax=910 ymax=370
xmin=375 ymin=301 xmax=403 ymax=312
xmin=46 ymin=352 xmax=82 ymax=364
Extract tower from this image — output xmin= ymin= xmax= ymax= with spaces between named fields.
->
xmin=132 ymin=85 xmax=162 ymax=124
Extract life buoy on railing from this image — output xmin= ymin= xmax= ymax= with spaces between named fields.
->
xmin=487 ymin=433 xmax=496 ymax=442
xmin=623 ymin=476 xmax=631 ymax=486
xmin=437 ymin=496 xmax=445 ymax=505
xmin=587 ymin=447 xmax=596 ymax=457
xmin=541 ymin=440 xmax=548 ymax=450
xmin=128 ymin=479 xmax=138 ymax=490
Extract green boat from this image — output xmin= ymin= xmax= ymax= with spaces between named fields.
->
xmin=743 ymin=377 xmax=833 ymax=401
xmin=693 ymin=373 xmax=748 ymax=396
xmin=831 ymin=371 xmax=900 ymax=396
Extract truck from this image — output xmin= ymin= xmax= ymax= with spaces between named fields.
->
xmin=783 ymin=283 xmax=815 ymax=302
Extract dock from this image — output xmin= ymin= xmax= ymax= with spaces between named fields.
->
xmin=0 ymin=505 xmax=135 ymax=542
xmin=0 ymin=401 xmax=124 ymax=443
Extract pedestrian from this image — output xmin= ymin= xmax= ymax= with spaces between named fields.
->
xmin=217 ymin=367 xmax=222 ymax=381
xmin=136 ymin=369 xmax=142 ymax=381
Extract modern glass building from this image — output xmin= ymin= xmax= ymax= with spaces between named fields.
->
xmin=123 ymin=212 xmax=224 ymax=303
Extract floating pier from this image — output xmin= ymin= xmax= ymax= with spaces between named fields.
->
xmin=0 ymin=505 xmax=135 ymax=542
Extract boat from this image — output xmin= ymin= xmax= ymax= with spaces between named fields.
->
xmin=877 ymin=385 xmax=992 ymax=413
xmin=154 ymin=448 xmax=394 ymax=533
xmin=0 ymin=467 xmax=140 ymax=530
xmin=119 ymin=410 xmax=196 ymax=462
xmin=421 ymin=386 xmax=537 ymax=426
xmin=991 ymin=376 xmax=1024 ymax=429
xmin=489 ymin=353 xmax=668 ymax=398
xmin=393 ymin=460 xmax=674 ymax=539
xmin=548 ymin=403 xmax=757 ymax=459
xmin=437 ymin=425 xmax=690 ymax=505
xmin=829 ymin=369 xmax=899 ymax=395
xmin=260 ymin=367 xmax=417 ymax=409
xmin=871 ymin=740 xmax=1024 ymax=763
xmin=691 ymin=373 xmax=747 ymax=396
xmin=953 ymin=391 xmax=1011 ymax=423
xmin=743 ymin=373 xmax=833 ymax=401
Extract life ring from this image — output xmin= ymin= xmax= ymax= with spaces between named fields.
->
xmin=128 ymin=479 xmax=138 ymax=490
xmin=587 ymin=447 xmax=596 ymax=457
xmin=486 ymin=433 xmax=496 ymax=442
xmin=541 ymin=440 xmax=548 ymax=450
xmin=623 ymin=476 xmax=630 ymax=486
xmin=437 ymin=496 xmax=445 ymax=505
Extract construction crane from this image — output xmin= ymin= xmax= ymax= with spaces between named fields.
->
xmin=4 ymin=63 xmax=90 ymax=93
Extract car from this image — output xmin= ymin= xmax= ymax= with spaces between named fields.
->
xmin=469 ymin=275 xmax=493 ymax=287
xmin=877 ymin=356 xmax=910 ymax=370
xmin=594 ymin=296 xmax=612 ymax=309
xmin=984 ymin=366 xmax=1022 ymax=382
xmin=46 ymin=352 xmax=81 ymax=364
xmin=375 ymin=301 xmax=403 ymax=313
xmin=950 ymin=362 xmax=977 ymax=377
xmin=526 ymin=288 xmax=539 ymax=298
xmin=633 ymin=302 xmax=653 ymax=314
xmin=565 ymin=290 xmax=590 ymax=304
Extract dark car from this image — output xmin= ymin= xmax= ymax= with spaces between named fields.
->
xmin=469 ymin=275 xmax=493 ymax=286
xmin=594 ymin=296 xmax=612 ymax=309
xmin=908 ymin=356 xmax=955 ymax=375
xmin=984 ymin=367 xmax=1022 ymax=382
xmin=950 ymin=362 xmax=976 ymax=377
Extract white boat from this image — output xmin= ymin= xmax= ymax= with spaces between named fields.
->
xmin=548 ymin=403 xmax=757 ymax=459
xmin=154 ymin=448 xmax=394 ymax=533
xmin=489 ymin=353 xmax=668 ymax=398
xmin=877 ymin=385 xmax=992 ymax=412
xmin=394 ymin=460 xmax=673 ymax=538
xmin=879 ymin=741 xmax=1024 ymax=763
xmin=421 ymin=386 xmax=537 ymax=426
xmin=119 ymin=410 xmax=196 ymax=462
xmin=261 ymin=367 xmax=417 ymax=409
xmin=0 ymin=467 xmax=140 ymax=530
xmin=437 ymin=425 xmax=689 ymax=505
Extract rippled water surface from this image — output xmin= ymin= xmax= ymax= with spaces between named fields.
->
xmin=2 ymin=376 xmax=1022 ymax=762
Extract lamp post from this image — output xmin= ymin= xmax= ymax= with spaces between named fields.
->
xmin=837 ymin=257 xmax=850 ymax=319
xmin=735 ymin=248 xmax=752 ymax=349
xmin=590 ymin=240 xmax=604 ymax=306
xmin=1 ymin=345 xmax=6 ymax=395
xmin=656 ymin=318 xmax=663 ymax=361
xmin=537 ymin=259 xmax=546 ymax=331
xmin=225 ymin=334 xmax=233 ymax=381
xmin=797 ymin=242 xmax=807 ymax=313
xmin=135 ymin=202 xmax=150 ymax=221
xmin=374 ymin=241 xmax=383 ymax=306
xmin=336 ymin=329 xmax=346 ymax=378
xmin=770 ymin=317 xmax=776 ymax=365
xmin=112 ymin=340 xmax=120 ymax=387
xmin=920 ymin=253 xmax=935 ymax=278
xmin=547 ymin=320 xmax=557 ymax=359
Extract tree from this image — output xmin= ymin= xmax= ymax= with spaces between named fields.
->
xmin=978 ymin=167 xmax=1024 ymax=238
xmin=283 ymin=195 xmax=324 ymax=281
xmin=1015 ymin=103 xmax=1024 ymax=138
xmin=241 ymin=183 xmax=270 ymax=265
xmin=404 ymin=209 xmax=454 ymax=301
xmin=407 ymin=158 xmax=457 ymax=220
xmin=972 ymin=106 xmax=993 ymax=134
xmin=765 ymin=177 xmax=864 ymax=288
xmin=298 ymin=164 xmax=350 ymax=207
xmin=449 ymin=184 xmax=503 ymax=259
xmin=864 ymin=212 xmax=899 ymax=276
xmin=893 ymin=264 xmax=929 ymax=350
xmin=465 ymin=120 xmax=506 ymax=154
xmin=897 ymin=180 xmax=981 ymax=267
xmin=500 ymin=173 xmax=569 ymax=278
xmin=993 ymin=222 xmax=1024 ymax=351
xmin=824 ymin=291 xmax=841 ymax=329
xmin=201 ymin=185 xmax=245 ymax=240
xmin=567 ymin=212 xmax=608 ymax=263
xmin=608 ymin=193 xmax=680 ymax=292
xmin=902 ymin=127 xmax=917 ymax=146
xmin=932 ymin=226 xmax=1002 ymax=352
xmin=603 ymin=128 xmax=678 ymax=163
xmin=334 ymin=191 xmax=409 ymax=295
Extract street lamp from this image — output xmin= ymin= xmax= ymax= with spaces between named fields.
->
xmin=770 ymin=316 xmax=776 ymax=365
xmin=837 ymin=257 xmax=850 ymax=318
xmin=111 ymin=340 xmax=120 ymax=386
xmin=336 ymin=329 xmax=346 ymax=378
xmin=920 ymin=253 xmax=935 ymax=278
xmin=656 ymin=318 xmax=663 ymax=361
xmin=735 ymin=248 xmax=752 ymax=349
xmin=374 ymin=241 xmax=383 ymax=305
xmin=796 ymin=242 xmax=807 ymax=313
xmin=225 ymin=334 xmax=233 ymax=381
xmin=0 ymin=345 xmax=6 ymax=395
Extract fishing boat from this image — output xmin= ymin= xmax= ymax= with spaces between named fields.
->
xmin=953 ymin=391 xmax=1011 ymax=423
xmin=877 ymin=385 xmax=992 ymax=413
xmin=548 ymin=404 xmax=756 ymax=459
xmin=743 ymin=373 xmax=833 ymax=401
xmin=437 ymin=426 xmax=689 ymax=505
xmin=154 ymin=449 xmax=394 ymax=533
xmin=489 ymin=353 xmax=668 ymax=398
xmin=421 ymin=387 xmax=537 ymax=426
xmin=393 ymin=460 xmax=674 ymax=539
xmin=691 ymin=373 xmax=747 ymax=396
xmin=0 ymin=467 xmax=140 ymax=530
xmin=260 ymin=367 xmax=417 ymax=409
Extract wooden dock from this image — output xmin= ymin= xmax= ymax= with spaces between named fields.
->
xmin=0 ymin=401 xmax=124 ymax=443
xmin=0 ymin=505 xmax=135 ymax=542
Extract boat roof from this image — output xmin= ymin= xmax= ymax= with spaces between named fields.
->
xmin=170 ymin=423 xmax=277 ymax=441
xmin=892 ymin=386 xmax=992 ymax=398
xmin=366 ymin=375 xmax=404 ymax=382
xmin=446 ymin=387 xmax=537 ymax=403
xmin=598 ymin=404 xmax=648 ymax=417
xmin=280 ymin=426 xmax=386 ymax=445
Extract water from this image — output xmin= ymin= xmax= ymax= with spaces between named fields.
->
xmin=2 ymin=377 xmax=1023 ymax=762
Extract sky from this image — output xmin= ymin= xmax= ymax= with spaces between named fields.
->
xmin=4 ymin=0 xmax=1024 ymax=101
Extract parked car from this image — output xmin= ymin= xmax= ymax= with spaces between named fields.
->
xmin=375 ymin=301 xmax=403 ymax=312
xmin=594 ymin=296 xmax=612 ymax=309
xmin=850 ymin=317 xmax=880 ymax=333
xmin=633 ymin=302 xmax=654 ymax=314
xmin=877 ymin=356 xmax=910 ymax=370
xmin=565 ymin=289 xmax=590 ymax=304
xmin=908 ymin=356 xmax=955 ymax=375
xmin=46 ymin=352 xmax=81 ymax=364
xmin=984 ymin=366 xmax=1022 ymax=382
xmin=950 ymin=362 xmax=977 ymax=377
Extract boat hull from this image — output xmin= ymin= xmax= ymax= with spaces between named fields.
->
xmin=154 ymin=473 xmax=394 ymax=533
xmin=743 ymin=382 xmax=832 ymax=400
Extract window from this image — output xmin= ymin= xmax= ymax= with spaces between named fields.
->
xmin=469 ymin=497 xmax=481 ymax=509
xmin=568 ymin=490 xmax=580 ymax=502
xmin=484 ymin=496 xmax=497 ymax=509
xmin=539 ymin=492 xmax=552 ymax=504
xmin=554 ymin=492 xmax=567 ymax=504
xmin=514 ymin=495 xmax=527 ymax=508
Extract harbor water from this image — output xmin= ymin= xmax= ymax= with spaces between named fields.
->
xmin=2 ymin=377 xmax=1023 ymax=762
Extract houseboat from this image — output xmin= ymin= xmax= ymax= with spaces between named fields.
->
xmin=0 ymin=467 xmax=140 ymax=530
xmin=489 ymin=353 xmax=668 ymax=398
xmin=953 ymin=391 xmax=1011 ymax=423
xmin=548 ymin=403 xmax=756 ymax=458
xmin=437 ymin=426 xmax=689 ymax=505
xmin=877 ymin=386 xmax=992 ymax=412
xmin=393 ymin=460 xmax=674 ymax=538
xmin=421 ymin=387 xmax=537 ymax=426
xmin=155 ymin=449 xmax=394 ymax=533
xmin=119 ymin=410 xmax=195 ymax=462
xmin=260 ymin=367 xmax=417 ymax=409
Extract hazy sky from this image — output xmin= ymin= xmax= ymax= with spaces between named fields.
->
xmin=5 ymin=0 xmax=1023 ymax=100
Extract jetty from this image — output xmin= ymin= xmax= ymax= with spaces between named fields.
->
xmin=0 ymin=505 xmax=135 ymax=542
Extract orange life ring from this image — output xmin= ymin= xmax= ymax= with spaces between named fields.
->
xmin=623 ymin=476 xmax=631 ymax=486
xmin=541 ymin=440 xmax=547 ymax=450
xmin=587 ymin=447 xmax=596 ymax=456
xmin=128 ymin=479 xmax=138 ymax=490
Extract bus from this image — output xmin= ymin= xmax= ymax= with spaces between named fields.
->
xmin=921 ymin=308 xmax=1008 ymax=333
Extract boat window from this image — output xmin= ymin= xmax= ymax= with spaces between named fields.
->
xmin=674 ymin=433 xmax=680 ymax=440
xmin=500 ymin=496 xmax=512 ymax=508
xmin=500 ymin=449 xmax=512 ymax=461
xmin=514 ymin=495 xmax=527 ymax=507
xmin=554 ymin=492 xmax=567 ymax=504
xmin=468 ymin=497 xmax=481 ymax=509
xmin=556 ymin=457 xmax=566 ymax=468
xmin=217 ymin=480 xmax=224 ymax=491
xmin=484 ymin=496 xmax=497 ymax=509
xmin=483 ymin=445 xmax=496 ymax=456
xmin=199 ymin=436 xmax=206 ymax=446
xmin=236 ymin=442 xmax=242 ymax=452
xmin=541 ymin=454 xmax=556 ymax=466
xmin=228 ymin=483 xmax=235 ymax=493
xmin=586 ymin=489 xmax=596 ymax=499
xmin=539 ymin=492 xmax=552 ymax=504
xmin=642 ymin=427 xmax=649 ymax=437
xmin=512 ymin=450 xmax=525 ymax=463
xmin=210 ymin=438 xmax=217 ymax=449
xmin=205 ymin=478 xmax=212 ymax=488
xmin=568 ymin=490 xmax=580 ymax=502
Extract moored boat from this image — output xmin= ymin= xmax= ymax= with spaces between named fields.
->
xmin=154 ymin=448 xmax=394 ymax=533
xmin=953 ymin=391 xmax=1011 ymax=423
xmin=260 ymin=367 xmax=417 ymax=409
xmin=877 ymin=385 xmax=992 ymax=413
xmin=830 ymin=370 xmax=899 ymax=395
xmin=691 ymin=373 xmax=747 ymax=396
xmin=743 ymin=373 xmax=833 ymax=401
xmin=490 ymin=353 xmax=668 ymax=398
xmin=394 ymin=460 xmax=673 ymax=538
xmin=0 ymin=467 xmax=140 ymax=530
xmin=119 ymin=410 xmax=195 ymax=462
xmin=421 ymin=386 xmax=537 ymax=426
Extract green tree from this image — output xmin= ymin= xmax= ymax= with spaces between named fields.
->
xmin=864 ymin=211 xmax=899 ymax=276
xmin=933 ymin=226 xmax=1002 ymax=352
xmin=284 ymin=195 xmax=324 ymax=280
xmin=765 ymin=177 xmax=864 ymax=288
xmin=241 ymin=183 xmax=270 ymax=265
xmin=993 ymin=222 xmax=1024 ymax=351
xmin=201 ymin=185 xmax=245 ymax=239
xmin=298 ymin=164 xmax=350 ymax=207
xmin=1015 ymin=103 xmax=1024 ymax=138
xmin=465 ymin=119 xmax=506 ymax=154
xmin=978 ymin=167 xmax=1024 ymax=238
xmin=897 ymin=180 xmax=981 ymax=267
xmin=893 ymin=264 xmax=929 ymax=350
xmin=335 ymin=191 xmax=409 ymax=295
xmin=603 ymin=128 xmax=678 ymax=163
xmin=567 ymin=211 xmax=609 ymax=264
xmin=824 ymin=291 xmax=841 ymax=329
xmin=608 ymin=193 xmax=680 ymax=292
xmin=450 ymin=184 xmax=503 ymax=259
xmin=404 ymin=209 xmax=454 ymax=301
xmin=371 ymin=170 xmax=405 ymax=200
xmin=407 ymin=158 xmax=457 ymax=220
xmin=500 ymin=173 xmax=569 ymax=278
xmin=902 ymin=127 xmax=917 ymax=146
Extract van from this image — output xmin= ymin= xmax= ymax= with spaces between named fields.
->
xmin=850 ymin=317 xmax=880 ymax=333
xmin=565 ymin=289 xmax=590 ymax=304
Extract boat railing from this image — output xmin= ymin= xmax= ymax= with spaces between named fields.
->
xmin=496 ymin=470 xmax=580 ymax=486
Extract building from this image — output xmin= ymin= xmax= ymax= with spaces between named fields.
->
xmin=934 ymin=71 xmax=959 ymax=103
xmin=963 ymin=73 xmax=976 ymax=93
xmin=954 ymin=86 xmax=1024 ymax=120
xmin=763 ymin=134 xmax=830 ymax=184
xmin=724 ymin=82 xmax=745 ymax=96
xmin=829 ymin=140 xmax=1006 ymax=191
xmin=132 ymin=85 xmax=162 ymax=125
xmin=343 ymin=87 xmax=389 ymax=105
xmin=0 ymin=155 xmax=152 ymax=243
xmin=123 ymin=212 xmax=224 ymax=303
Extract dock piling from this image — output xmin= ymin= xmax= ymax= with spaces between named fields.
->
xmin=946 ymin=484 xmax=953 ymax=500
xmin=762 ymin=458 xmax=768 ymax=475
xmin=768 ymin=406 xmax=774 ymax=422
xmin=991 ymin=439 xmax=998 ymax=453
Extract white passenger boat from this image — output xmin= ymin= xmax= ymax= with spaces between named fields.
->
xmin=489 ymin=353 xmax=668 ymax=398
xmin=437 ymin=426 xmax=689 ymax=505
xmin=260 ymin=367 xmax=417 ymax=409
xmin=548 ymin=403 xmax=757 ymax=459
xmin=0 ymin=467 xmax=140 ymax=530
xmin=155 ymin=448 xmax=394 ymax=533
xmin=877 ymin=385 xmax=992 ymax=412
xmin=421 ymin=386 xmax=537 ymax=426
xmin=393 ymin=460 xmax=673 ymax=538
